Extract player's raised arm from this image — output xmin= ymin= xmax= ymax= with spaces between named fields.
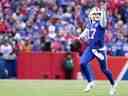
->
xmin=100 ymin=3 xmax=107 ymax=28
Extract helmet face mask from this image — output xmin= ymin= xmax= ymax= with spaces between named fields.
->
xmin=89 ymin=7 xmax=101 ymax=21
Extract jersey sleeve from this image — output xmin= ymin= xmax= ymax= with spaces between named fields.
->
xmin=79 ymin=28 xmax=89 ymax=41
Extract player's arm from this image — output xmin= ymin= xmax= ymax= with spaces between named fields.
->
xmin=100 ymin=5 xmax=107 ymax=28
xmin=79 ymin=28 xmax=89 ymax=41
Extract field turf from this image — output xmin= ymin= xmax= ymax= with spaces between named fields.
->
xmin=0 ymin=80 xmax=127 ymax=96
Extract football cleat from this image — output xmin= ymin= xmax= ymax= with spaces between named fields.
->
xmin=84 ymin=81 xmax=95 ymax=92
xmin=109 ymin=85 xmax=116 ymax=96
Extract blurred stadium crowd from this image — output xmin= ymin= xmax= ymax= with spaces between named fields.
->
xmin=0 ymin=0 xmax=128 ymax=58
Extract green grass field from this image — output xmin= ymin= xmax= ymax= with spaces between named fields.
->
xmin=0 ymin=80 xmax=127 ymax=96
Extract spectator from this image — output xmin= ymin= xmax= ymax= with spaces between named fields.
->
xmin=0 ymin=50 xmax=7 ymax=78
xmin=0 ymin=41 xmax=15 ymax=78
xmin=0 ymin=18 xmax=7 ymax=33
xmin=63 ymin=52 xmax=74 ymax=79
xmin=18 ymin=39 xmax=32 ymax=52
xmin=119 ymin=0 xmax=128 ymax=23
